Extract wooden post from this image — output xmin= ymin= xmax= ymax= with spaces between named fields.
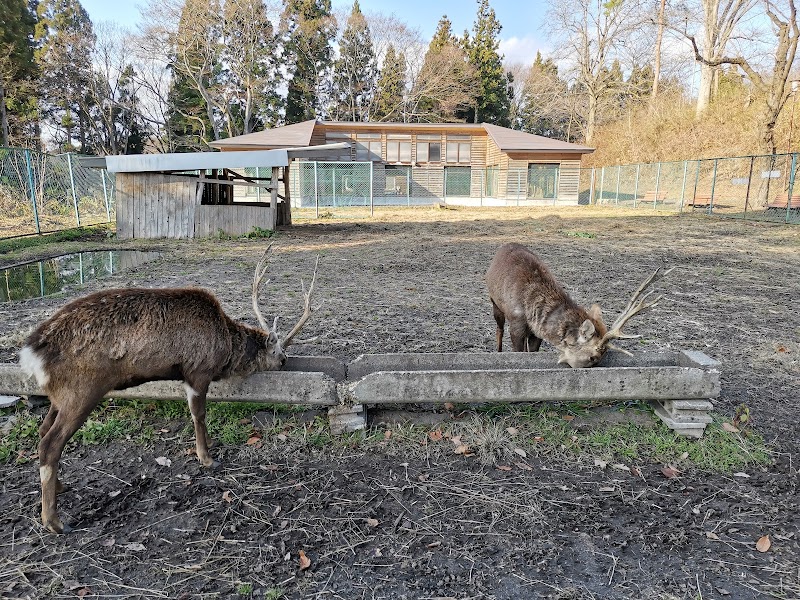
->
xmin=271 ymin=166 xmax=279 ymax=228
xmin=281 ymin=164 xmax=292 ymax=225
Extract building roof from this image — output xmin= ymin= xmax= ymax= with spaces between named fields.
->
xmin=210 ymin=119 xmax=318 ymax=150
xmin=210 ymin=120 xmax=594 ymax=155
xmin=482 ymin=124 xmax=593 ymax=154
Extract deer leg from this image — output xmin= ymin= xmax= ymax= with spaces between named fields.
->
xmin=508 ymin=319 xmax=531 ymax=352
xmin=39 ymin=407 xmax=67 ymax=495
xmin=38 ymin=400 xmax=96 ymax=534
xmin=184 ymin=381 xmax=218 ymax=469
xmin=525 ymin=335 xmax=543 ymax=352
xmin=491 ymin=300 xmax=505 ymax=352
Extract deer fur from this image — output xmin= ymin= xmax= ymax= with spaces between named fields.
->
xmin=486 ymin=243 xmax=608 ymax=368
xmin=20 ymin=248 xmax=316 ymax=534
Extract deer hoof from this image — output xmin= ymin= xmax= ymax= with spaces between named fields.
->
xmin=43 ymin=517 xmax=71 ymax=534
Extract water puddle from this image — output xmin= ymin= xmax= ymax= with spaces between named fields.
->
xmin=1 ymin=250 xmax=161 ymax=302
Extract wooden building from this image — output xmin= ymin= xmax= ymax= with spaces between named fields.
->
xmin=104 ymin=145 xmax=347 ymax=239
xmin=210 ymin=120 xmax=594 ymax=204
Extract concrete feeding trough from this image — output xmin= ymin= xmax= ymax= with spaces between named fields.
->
xmin=0 ymin=350 xmax=719 ymax=438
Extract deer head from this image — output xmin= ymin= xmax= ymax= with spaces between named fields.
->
xmin=556 ymin=267 xmax=674 ymax=368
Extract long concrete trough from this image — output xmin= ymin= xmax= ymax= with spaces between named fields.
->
xmin=0 ymin=350 xmax=720 ymax=438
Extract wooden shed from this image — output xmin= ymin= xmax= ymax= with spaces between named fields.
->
xmin=104 ymin=145 xmax=348 ymax=239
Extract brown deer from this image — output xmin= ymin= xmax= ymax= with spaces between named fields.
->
xmin=486 ymin=242 xmax=671 ymax=368
xmin=19 ymin=246 xmax=317 ymax=534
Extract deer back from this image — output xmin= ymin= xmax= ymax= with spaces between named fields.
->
xmin=486 ymin=243 xmax=608 ymax=367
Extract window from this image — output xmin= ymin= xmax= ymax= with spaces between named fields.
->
xmin=355 ymin=141 xmax=381 ymax=161
xmin=527 ymin=163 xmax=559 ymax=199
xmin=386 ymin=140 xmax=412 ymax=163
xmin=446 ymin=142 xmax=471 ymax=163
xmin=445 ymin=167 xmax=471 ymax=197
xmin=354 ymin=133 xmax=381 ymax=161
xmin=417 ymin=142 xmax=441 ymax=163
xmin=385 ymin=165 xmax=411 ymax=195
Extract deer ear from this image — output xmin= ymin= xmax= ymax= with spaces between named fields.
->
xmin=588 ymin=304 xmax=602 ymax=322
xmin=578 ymin=319 xmax=596 ymax=343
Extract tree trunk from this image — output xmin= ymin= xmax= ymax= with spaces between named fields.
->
xmin=695 ymin=63 xmax=715 ymax=117
xmin=651 ymin=0 xmax=666 ymax=100
xmin=0 ymin=83 xmax=8 ymax=146
xmin=586 ymin=93 xmax=598 ymax=143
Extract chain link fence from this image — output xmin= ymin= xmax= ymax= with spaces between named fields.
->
xmin=0 ymin=147 xmax=115 ymax=238
xmin=580 ymin=153 xmax=800 ymax=224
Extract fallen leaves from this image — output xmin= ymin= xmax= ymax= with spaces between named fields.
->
xmin=428 ymin=429 xmax=443 ymax=442
xmin=155 ymin=456 xmax=171 ymax=467
xmin=364 ymin=518 xmax=379 ymax=528
xmin=756 ymin=535 xmax=771 ymax=553
xmin=661 ymin=466 xmax=681 ymax=479
xmin=222 ymin=490 xmax=234 ymax=503
xmin=722 ymin=422 xmax=740 ymax=434
xmin=298 ymin=550 xmax=311 ymax=570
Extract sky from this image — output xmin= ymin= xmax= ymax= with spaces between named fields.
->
xmin=79 ymin=0 xmax=550 ymax=66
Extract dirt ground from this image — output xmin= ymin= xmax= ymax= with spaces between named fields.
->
xmin=0 ymin=206 xmax=798 ymax=599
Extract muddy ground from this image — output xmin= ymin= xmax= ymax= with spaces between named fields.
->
xmin=0 ymin=206 xmax=798 ymax=599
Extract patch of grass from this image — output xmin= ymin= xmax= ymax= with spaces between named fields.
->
xmin=0 ymin=409 xmax=40 ymax=463
xmin=559 ymin=230 xmax=597 ymax=238
xmin=236 ymin=582 xmax=253 ymax=596
xmin=264 ymin=589 xmax=285 ymax=600
xmin=246 ymin=226 xmax=275 ymax=239
xmin=0 ymin=224 xmax=112 ymax=255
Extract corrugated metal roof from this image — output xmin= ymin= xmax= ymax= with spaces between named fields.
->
xmin=482 ymin=124 xmax=593 ymax=153
xmin=209 ymin=119 xmax=317 ymax=150
xmin=103 ymin=144 xmax=351 ymax=173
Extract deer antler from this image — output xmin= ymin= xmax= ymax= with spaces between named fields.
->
xmin=600 ymin=267 xmax=675 ymax=351
xmin=252 ymin=244 xmax=274 ymax=333
xmin=281 ymin=255 xmax=320 ymax=348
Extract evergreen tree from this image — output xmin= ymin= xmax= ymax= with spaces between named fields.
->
xmin=463 ymin=0 xmax=510 ymax=126
xmin=429 ymin=15 xmax=455 ymax=51
xmin=0 ymin=0 xmax=38 ymax=146
xmin=331 ymin=0 xmax=377 ymax=121
xmin=280 ymin=0 xmax=336 ymax=124
xmin=34 ymin=0 xmax=95 ymax=151
xmin=373 ymin=44 xmax=405 ymax=121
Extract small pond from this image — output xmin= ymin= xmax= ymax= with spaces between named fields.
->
xmin=0 ymin=251 xmax=161 ymax=302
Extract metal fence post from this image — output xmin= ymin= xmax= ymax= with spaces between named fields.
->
xmin=744 ymin=156 xmax=755 ymax=217
xmin=369 ymin=160 xmax=374 ymax=216
xmin=24 ymin=149 xmax=41 ymax=234
xmin=66 ymin=153 xmax=81 ymax=226
xmin=615 ymin=165 xmax=621 ymax=205
xmin=443 ymin=168 xmax=448 ymax=203
xmin=589 ymin=168 xmax=596 ymax=204
xmin=709 ymin=158 xmax=718 ymax=215
xmin=101 ymin=169 xmax=111 ymax=222
xmin=693 ymin=160 xmax=701 ymax=205
xmin=633 ymin=164 xmax=640 ymax=207
xmin=407 ymin=169 xmax=411 ymax=206
xmin=517 ymin=170 xmax=521 ymax=205
xmin=255 ymin=166 xmax=261 ymax=203
xmin=654 ymin=162 xmax=661 ymax=208
xmin=314 ymin=162 xmax=319 ymax=218
xmin=679 ymin=161 xmax=688 ymax=213
xmin=332 ymin=167 xmax=336 ymax=208
xmin=598 ymin=167 xmax=605 ymax=204
xmin=786 ymin=153 xmax=797 ymax=223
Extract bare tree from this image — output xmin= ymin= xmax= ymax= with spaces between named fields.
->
xmin=405 ymin=43 xmax=479 ymax=122
xmin=547 ymin=0 xmax=644 ymax=143
xmin=680 ymin=0 xmax=757 ymax=116
xmin=689 ymin=0 xmax=799 ymax=153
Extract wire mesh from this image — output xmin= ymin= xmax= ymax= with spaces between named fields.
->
xmin=0 ymin=148 xmax=115 ymax=238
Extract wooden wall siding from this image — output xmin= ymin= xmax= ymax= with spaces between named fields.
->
xmin=411 ymin=167 xmax=444 ymax=197
xmin=116 ymin=173 xmax=201 ymax=239
xmin=194 ymin=205 xmax=275 ymax=237
xmin=557 ymin=160 xmax=582 ymax=201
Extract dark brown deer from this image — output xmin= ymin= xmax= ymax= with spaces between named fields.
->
xmin=19 ymin=246 xmax=317 ymax=534
xmin=486 ymin=242 xmax=671 ymax=368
